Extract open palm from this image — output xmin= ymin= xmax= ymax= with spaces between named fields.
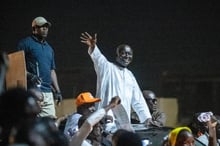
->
xmin=80 ymin=32 xmax=97 ymax=48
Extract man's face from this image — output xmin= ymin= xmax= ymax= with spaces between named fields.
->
xmin=146 ymin=98 xmax=157 ymax=112
xmin=33 ymin=24 xmax=49 ymax=39
xmin=81 ymin=103 xmax=96 ymax=116
xmin=116 ymin=45 xmax=133 ymax=67
xmin=143 ymin=92 xmax=158 ymax=112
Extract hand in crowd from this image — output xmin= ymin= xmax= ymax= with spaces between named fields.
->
xmin=109 ymin=96 xmax=121 ymax=108
xmin=207 ymin=117 xmax=217 ymax=135
xmin=54 ymin=92 xmax=63 ymax=106
xmin=104 ymin=96 xmax=121 ymax=112
xmin=80 ymin=32 xmax=97 ymax=49
xmin=144 ymin=118 xmax=161 ymax=127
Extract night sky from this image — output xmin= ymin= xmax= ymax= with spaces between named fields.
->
xmin=1 ymin=1 xmax=220 ymax=117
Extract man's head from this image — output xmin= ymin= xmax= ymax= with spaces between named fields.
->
xmin=168 ymin=127 xmax=194 ymax=146
xmin=112 ymin=129 xmax=142 ymax=146
xmin=32 ymin=16 xmax=51 ymax=40
xmin=0 ymin=87 xmax=40 ymax=125
xmin=0 ymin=88 xmax=41 ymax=145
xmin=142 ymin=90 xmax=157 ymax=113
xmin=115 ymin=44 xmax=133 ymax=67
xmin=75 ymin=92 xmax=101 ymax=116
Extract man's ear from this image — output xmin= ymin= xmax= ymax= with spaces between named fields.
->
xmin=32 ymin=27 xmax=36 ymax=34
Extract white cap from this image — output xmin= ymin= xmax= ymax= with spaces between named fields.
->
xmin=32 ymin=16 xmax=51 ymax=27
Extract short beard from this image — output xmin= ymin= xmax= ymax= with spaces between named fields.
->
xmin=33 ymin=34 xmax=46 ymax=42
xmin=115 ymin=56 xmax=131 ymax=68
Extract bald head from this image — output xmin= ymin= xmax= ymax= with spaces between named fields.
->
xmin=115 ymin=44 xmax=133 ymax=67
xmin=142 ymin=90 xmax=157 ymax=113
xmin=142 ymin=90 xmax=156 ymax=100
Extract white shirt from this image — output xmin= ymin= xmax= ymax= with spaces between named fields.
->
xmin=89 ymin=46 xmax=151 ymax=123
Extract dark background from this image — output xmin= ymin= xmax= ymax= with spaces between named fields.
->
xmin=1 ymin=0 xmax=220 ymax=123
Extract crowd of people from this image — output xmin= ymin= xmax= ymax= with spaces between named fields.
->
xmin=0 ymin=16 xmax=220 ymax=146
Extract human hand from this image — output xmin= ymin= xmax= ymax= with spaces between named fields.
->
xmin=104 ymin=96 xmax=121 ymax=112
xmin=207 ymin=116 xmax=217 ymax=129
xmin=144 ymin=118 xmax=161 ymax=127
xmin=54 ymin=92 xmax=62 ymax=106
xmin=207 ymin=119 xmax=217 ymax=140
xmin=80 ymin=32 xmax=97 ymax=49
xmin=109 ymin=96 xmax=121 ymax=108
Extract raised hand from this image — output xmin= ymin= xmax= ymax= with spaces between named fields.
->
xmin=80 ymin=32 xmax=97 ymax=49
xmin=104 ymin=96 xmax=121 ymax=112
xmin=109 ymin=96 xmax=121 ymax=108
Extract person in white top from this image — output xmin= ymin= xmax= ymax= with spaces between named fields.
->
xmin=70 ymin=96 xmax=121 ymax=146
xmin=80 ymin=32 xmax=152 ymax=132
xmin=64 ymin=92 xmax=101 ymax=140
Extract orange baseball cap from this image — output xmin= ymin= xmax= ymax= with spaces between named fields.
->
xmin=75 ymin=92 xmax=101 ymax=107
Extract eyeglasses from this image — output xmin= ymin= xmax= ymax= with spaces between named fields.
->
xmin=147 ymin=98 xmax=157 ymax=103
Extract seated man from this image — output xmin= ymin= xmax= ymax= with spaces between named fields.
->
xmin=131 ymin=90 xmax=166 ymax=127
xmin=64 ymin=92 xmax=101 ymax=139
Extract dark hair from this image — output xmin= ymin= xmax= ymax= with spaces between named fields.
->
xmin=0 ymin=87 xmax=37 ymax=124
xmin=188 ymin=113 xmax=208 ymax=135
xmin=77 ymin=103 xmax=94 ymax=115
xmin=0 ymin=87 xmax=40 ymax=145
xmin=28 ymin=117 xmax=68 ymax=146
xmin=113 ymin=129 xmax=142 ymax=146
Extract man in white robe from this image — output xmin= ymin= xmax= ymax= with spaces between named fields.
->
xmin=80 ymin=32 xmax=152 ymax=132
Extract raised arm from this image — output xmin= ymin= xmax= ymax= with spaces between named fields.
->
xmin=80 ymin=32 xmax=97 ymax=54
xmin=208 ymin=120 xmax=217 ymax=146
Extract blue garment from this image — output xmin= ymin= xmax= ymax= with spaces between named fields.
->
xmin=64 ymin=113 xmax=82 ymax=140
xmin=16 ymin=35 xmax=56 ymax=92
